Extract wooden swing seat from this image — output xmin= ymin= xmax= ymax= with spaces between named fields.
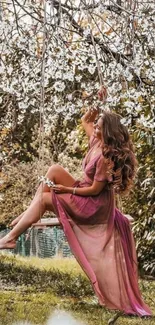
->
xmin=32 ymin=214 xmax=134 ymax=229
xmin=32 ymin=217 xmax=60 ymax=229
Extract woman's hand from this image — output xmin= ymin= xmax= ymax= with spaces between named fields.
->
xmin=81 ymin=106 xmax=99 ymax=123
xmin=87 ymin=107 xmax=100 ymax=122
xmin=52 ymin=184 xmax=67 ymax=193
xmin=97 ymin=85 xmax=107 ymax=103
xmin=81 ymin=106 xmax=100 ymax=137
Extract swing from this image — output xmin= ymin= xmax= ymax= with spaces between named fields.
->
xmin=31 ymin=5 xmax=106 ymax=230
xmin=32 ymin=217 xmax=60 ymax=228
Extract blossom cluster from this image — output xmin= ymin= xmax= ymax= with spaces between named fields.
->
xmin=0 ymin=0 xmax=154 ymax=162
xmin=39 ymin=176 xmax=55 ymax=188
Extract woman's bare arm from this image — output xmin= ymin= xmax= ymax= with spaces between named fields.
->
xmin=81 ymin=108 xmax=99 ymax=137
xmin=53 ymin=179 xmax=106 ymax=196
xmin=81 ymin=85 xmax=107 ymax=137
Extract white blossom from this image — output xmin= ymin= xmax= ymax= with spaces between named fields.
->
xmin=53 ymin=81 xmax=66 ymax=92
xmin=88 ymin=65 xmax=96 ymax=75
xmin=75 ymin=75 xmax=82 ymax=82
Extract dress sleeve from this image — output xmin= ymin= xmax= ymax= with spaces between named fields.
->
xmin=94 ymin=155 xmax=112 ymax=182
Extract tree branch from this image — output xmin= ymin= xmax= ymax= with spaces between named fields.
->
xmin=52 ymin=0 xmax=129 ymax=65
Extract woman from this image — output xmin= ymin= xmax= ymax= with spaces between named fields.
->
xmin=0 ymin=89 xmax=151 ymax=316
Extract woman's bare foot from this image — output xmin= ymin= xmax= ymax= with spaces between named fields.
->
xmin=0 ymin=238 xmax=16 ymax=249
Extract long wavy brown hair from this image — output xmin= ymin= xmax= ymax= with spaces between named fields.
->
xmin=100 ymin=110 xmax=137 ymax=194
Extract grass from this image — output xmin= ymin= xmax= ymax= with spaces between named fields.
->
xmin=1 ymin=254 xmax=82 ymax=274
xmin=0 ymin=253 xmax=155 ymax=325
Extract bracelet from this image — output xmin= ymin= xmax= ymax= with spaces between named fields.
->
xmin=73 ymin=187 xmax=76 ymax=195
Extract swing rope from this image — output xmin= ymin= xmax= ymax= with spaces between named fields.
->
xmin=89 ymin=24 xmax=104 ymax=86
xmin=39 ymin=0 xmax=47 ymax=178
xmin=38 ymin=0 xmax=47 ymax=223
xmin=32 ymin=1 xmax=62 ymax=229
xmin=86 ymin=2 xmax=104 ymax=87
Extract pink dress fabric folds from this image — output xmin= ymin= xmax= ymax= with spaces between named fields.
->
xmin=52 ymin=136 xmax=151 ymax=316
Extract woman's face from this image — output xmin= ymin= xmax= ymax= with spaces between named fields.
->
xmin=93 ymin=117 xmax=103 ymax=140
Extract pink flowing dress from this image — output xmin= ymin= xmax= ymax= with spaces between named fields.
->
xmin=52 ymin=136 xmax=151 ymax=316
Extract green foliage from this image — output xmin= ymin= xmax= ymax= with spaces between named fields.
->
xmin=0 ymin=159 xmax=51 ymax=225
xmin=122 ymin=126 xmax=155 ymax=276
xmin=0 ymin=117 xmax=40 ymax=163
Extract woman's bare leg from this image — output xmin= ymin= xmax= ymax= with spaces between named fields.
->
xmin=10 ymin=182 xmax=50 ymax=227
xmin=10 ymin=164 xmax=75 ymax=227
xmin=0 ymin=165 xmax=76 ymax=248
xmin=0 ymin=192 xmax=54 ymax=249
xmin=9 ymin=213 xmax=24 ymax=227
xmin=31 ymin=164 xmax=76 ymax=201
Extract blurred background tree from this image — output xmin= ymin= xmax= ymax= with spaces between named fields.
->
xmin=0 ymin=0 xmax=154 ymax=275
